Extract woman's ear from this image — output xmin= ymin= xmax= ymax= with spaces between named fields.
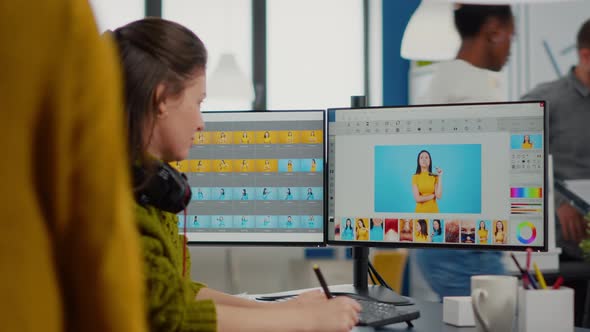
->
xmin=154 ymin=83 xmax=169 ymax=118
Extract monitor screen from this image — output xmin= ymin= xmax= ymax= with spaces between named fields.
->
xmin=173 ymin=110 xmax=325 ymax=245
xmin=327 ymin=101 xmax=547 ymax=251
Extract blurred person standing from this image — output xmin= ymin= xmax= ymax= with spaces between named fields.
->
xmin=415 ymin=4 xmax=515 ymax=298
xmin=0 ymin=1 xmax=146 ymax=332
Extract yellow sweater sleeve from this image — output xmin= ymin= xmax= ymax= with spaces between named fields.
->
xmin=52 ymin=2 xmax=148 ymax=332
xmin=1 ymin=1 xmax=146 ymax=331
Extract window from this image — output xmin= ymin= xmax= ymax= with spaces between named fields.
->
xmin=163 ymin=0 xmax=253 ymax=111
xmin=89 ymin=0 xmax=144 ymax=32
xmin=267 ymin=0 xmax=364 ymax=110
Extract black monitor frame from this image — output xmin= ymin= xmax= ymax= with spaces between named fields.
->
xmin=185 ymin=109 xmax=327 ymax=247
xmin=325 ymin=101 xmax=548 ymax=252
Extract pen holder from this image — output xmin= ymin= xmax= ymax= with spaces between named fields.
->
xmin=517 ymin=286 xmax=574 ymax=332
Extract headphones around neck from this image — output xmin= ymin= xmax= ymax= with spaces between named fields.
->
xmin=132 ymin=161 xmax=192 ymax=214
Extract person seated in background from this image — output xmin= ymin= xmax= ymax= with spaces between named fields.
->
xmin=415 ymin=4 xmax=515 ymax=298
xmin=522 ymin=18 xmax=590 ymax=260
xmin=0 ymin=1 xmax=147 ymax=331
xmin=112 ymin=17 xmax=360 ymax=332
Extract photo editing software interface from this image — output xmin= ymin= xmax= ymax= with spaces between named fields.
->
xmin=327 ymin=102 xmax=546 ymax=250
xmin=170 ymin=111 xmax=325 ymax=244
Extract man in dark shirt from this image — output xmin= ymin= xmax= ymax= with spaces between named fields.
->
xmin=522 ymin=18 xmax=590 ymax=259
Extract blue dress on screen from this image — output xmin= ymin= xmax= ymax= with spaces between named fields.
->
xmin=431 ymin=231 xmax=444 ymax=243
xmin=415 ymin=250 xmax=504 ymax=298
xmin=369 ymin=226 xmax=383 ymax=241
xmin=341 ymin=227 xmax=354 ymax=240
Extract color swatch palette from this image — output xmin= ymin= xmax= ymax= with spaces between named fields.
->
xmin=510 ymin=187 xmax=543 ymax=198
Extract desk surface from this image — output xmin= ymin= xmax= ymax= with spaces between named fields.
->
xmin=351 ymin=300 xmax=589 ymax=332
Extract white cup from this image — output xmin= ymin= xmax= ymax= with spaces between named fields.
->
xmin=471 ymin=275 xmax=518 ymax=332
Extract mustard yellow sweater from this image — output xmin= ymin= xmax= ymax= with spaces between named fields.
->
xmin=136 ymin=205 xmax=217 ymax=331
xmin=0 ymin=1 xmax=146 ymax=332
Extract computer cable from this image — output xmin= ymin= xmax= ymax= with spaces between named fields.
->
xmin=368 ymin=261 xmax=393 ymax=291
xmin=368 ymin=266 xmax=378 ymax=286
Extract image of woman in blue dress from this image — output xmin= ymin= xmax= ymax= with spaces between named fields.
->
xmin=216 ymin=216 xmax=225 ymax=227
xmin=369 ymin=218 xmax=384 ymax=241
xmin=241 ymin=188 xmax=249 ymax=200
xmin=430 ymin=219 xmax=444 ymax=242
xmin=218 ymin=188 xmax=225 ymax=200
xmin=285 ymin=188 xmax=293 ymax=200
xmin=307 ymin=215 xmax=316 ymax=228
xmin=306 ymin=188 xmax=314 ymax=200
xmin=262 ymin=187 xmax=271 ymax=200
xmin=341 ymin=218 xmax=354 ymax=240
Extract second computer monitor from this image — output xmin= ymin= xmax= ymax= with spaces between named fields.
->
xmin=172 ymin=110 xmax=325 ymax=245
xmin=327 ymin=101 xmax=547 ymax=251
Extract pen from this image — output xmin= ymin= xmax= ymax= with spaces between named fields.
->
xmin=526 ymin=248 xmax=532 ymax=271
xmin=313 ymin=264 xmax=333 ymax=299
xmin=533 ymin=262 xmax=547 ymax=289
xmin=510 ymin=253 xmax=530 ymax=289
xmin=526 ymin=271 xmax=539 ymax=289
xmin=553 ymin=276 xmax=564 ymax=290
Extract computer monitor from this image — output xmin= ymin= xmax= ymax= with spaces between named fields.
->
xmin=172 ymin=110 xmax=325 ymax=246
xmin=327 ymin=101 xmax=547 ymax=252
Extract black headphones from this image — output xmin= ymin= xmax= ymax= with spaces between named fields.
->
xmin=132 ymin=161 xmax=192 ymax=214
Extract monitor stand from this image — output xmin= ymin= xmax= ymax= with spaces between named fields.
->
xmin=330 ymin=247 xmax=413 ymax=305
xmin=343 ymin=95 xmax=413 ymax=306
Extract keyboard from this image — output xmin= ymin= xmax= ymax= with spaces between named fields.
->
xmin=256 ymin=294 xmax=420 ymax=328
xmin=355 ymin=297 xmax=420 ymax=327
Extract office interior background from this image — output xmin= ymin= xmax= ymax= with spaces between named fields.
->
xmin=90 ymin=0 xmax=590 ymax=295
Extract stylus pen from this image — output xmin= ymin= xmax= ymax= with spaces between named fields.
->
xmin=313 ymin=264 xmax=334 ymax=299
xmin=510 ymin=253 xmax=530 ymax=289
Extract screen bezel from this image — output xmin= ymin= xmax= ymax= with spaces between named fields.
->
xmin=186 ymin=109 xmax=327 ymax=247
xmin=325 ymin=101 xmax=548 ymax=252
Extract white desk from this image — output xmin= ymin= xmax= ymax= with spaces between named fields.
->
xmin=352 ymin=299 xmax=589 ymax=331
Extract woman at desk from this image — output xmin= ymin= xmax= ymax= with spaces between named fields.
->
xmin=412 ymin=150 xmax=443 ymax=213
xmin=113 ymin=18 xmax=360 ymax=332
